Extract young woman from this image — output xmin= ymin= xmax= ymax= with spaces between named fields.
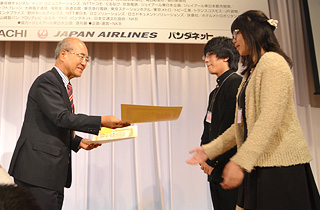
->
xmin=187 ymin=10 xmax=320 ymax=210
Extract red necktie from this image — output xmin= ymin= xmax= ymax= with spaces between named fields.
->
xmin=67 ymin=83 xmax=75 ymax=139
xmin=67 ymin=83 xmax=74 ymax=113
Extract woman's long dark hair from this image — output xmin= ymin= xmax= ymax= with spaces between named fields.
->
xmin=231 ymin=10 xmax=293 ymax=75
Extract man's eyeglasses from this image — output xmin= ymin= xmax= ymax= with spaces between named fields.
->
xmin=202 ymin=51 xmax=214 ymax=61
xmin=232 ymin=29 xmax=240 ymax=40
xmin=65 ymin=49 xmax=90 ymax=63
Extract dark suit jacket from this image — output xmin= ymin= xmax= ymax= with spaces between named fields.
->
xmin=9 ymin=68 xmax=101 ymax=191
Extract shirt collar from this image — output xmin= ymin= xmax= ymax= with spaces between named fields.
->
xmin=216 ymin=69 xmax=233 ymax=86
xmin=54 ymin=66 xmax=70 ymax=89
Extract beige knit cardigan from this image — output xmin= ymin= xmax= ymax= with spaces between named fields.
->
xmin=202 ymin=52 xmax=312 ymax=172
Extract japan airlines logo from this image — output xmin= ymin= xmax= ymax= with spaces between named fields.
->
xmin=37 ymin=29 xmax=48 ymax=39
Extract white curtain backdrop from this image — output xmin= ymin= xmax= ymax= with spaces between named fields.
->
xmin=0 ymin=41 xmax=216 ymax=210
xmin=1 ymin=1 xmax=320 ymax=210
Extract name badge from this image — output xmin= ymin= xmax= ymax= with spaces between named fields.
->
xmin=206 ymin=111 xmax=212 ymax=123
xmin=237 ymin=109 xmax=242 ymax=124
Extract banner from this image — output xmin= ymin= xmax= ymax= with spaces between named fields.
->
xmin=0 ymin=0 xmax=269 ymax=43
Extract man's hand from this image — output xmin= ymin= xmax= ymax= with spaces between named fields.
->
xmin=186 ymin=146 xmax=209 ymax=165
xmin=101 ymin=115 xmax=130 ymax=129
xmin=220 ymin=160 xmax=244 ymax=190
xmin=80 ymin=139 xmax=101 ymax=150
xmin=200 ymin=162 xmax=214 ymax=175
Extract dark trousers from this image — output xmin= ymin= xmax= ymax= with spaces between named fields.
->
xmin=210 ymin=181 xmax=238 ymax=210
xmin=15 ymin=179 xmax=64 ymax=210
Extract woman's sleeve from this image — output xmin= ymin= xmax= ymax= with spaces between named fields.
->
xmin=202 ymin=123 xmax=237 ymax=160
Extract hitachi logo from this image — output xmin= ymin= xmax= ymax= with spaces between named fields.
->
xmin=0 ymin=30 xmax=27 ymax=37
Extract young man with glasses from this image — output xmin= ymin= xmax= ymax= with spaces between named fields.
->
xmin=9 ymin=37 xmax=130 ymax=210
xmin=200 ymin=36 xmax=242 ymax=210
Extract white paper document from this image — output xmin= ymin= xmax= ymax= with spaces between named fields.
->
xmin=83 ymin=125 xmax=137 ymax=144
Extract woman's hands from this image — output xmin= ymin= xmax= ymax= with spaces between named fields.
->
xmin=186 ymin=146 xmax=209 ymax=165
xmin=220 ymin=160 xmax=245 ymax=189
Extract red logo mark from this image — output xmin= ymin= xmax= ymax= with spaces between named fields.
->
xmin=37 ymin=29 xmax=48 ymax=39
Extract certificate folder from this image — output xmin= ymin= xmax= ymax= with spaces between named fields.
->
xmin=83 ymin=125 xmax=137 ymax=144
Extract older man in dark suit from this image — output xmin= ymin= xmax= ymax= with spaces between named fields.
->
xmin=8 ymin=37 xmax=130 ymax=210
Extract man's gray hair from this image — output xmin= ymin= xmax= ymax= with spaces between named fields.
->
xmin=54 ymin=38 xmax=73 ymax=59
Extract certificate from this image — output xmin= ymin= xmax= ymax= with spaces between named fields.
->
xmin=121 ymin=104 xmax=182 ymax=123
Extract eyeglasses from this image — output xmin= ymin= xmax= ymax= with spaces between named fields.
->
xmin=232 ymin=29 xmax=240 ymax=40
xmin=65 ymin=49 xmax=90 ymax=63
xmin=202 ymin=51 xmax=214 ymax=61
